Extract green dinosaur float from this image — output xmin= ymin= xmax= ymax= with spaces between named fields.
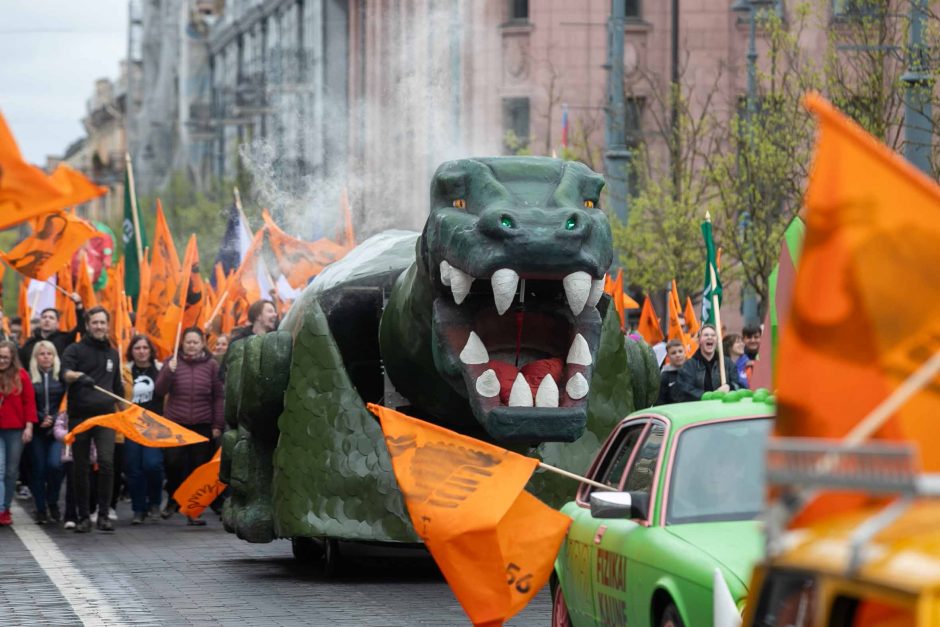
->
xmin=220 ymin=157 xmax=660 ymax=558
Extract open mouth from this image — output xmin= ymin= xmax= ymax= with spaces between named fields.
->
xmin=431 ymin=260 xmax=605 ymax=444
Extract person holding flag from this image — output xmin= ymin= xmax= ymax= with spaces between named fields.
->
xmin=61 ymin=306 xmax=124 ymax=533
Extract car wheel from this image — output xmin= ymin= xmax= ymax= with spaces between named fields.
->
xmin=291 ymin=537 xmax=323 ymax=562
xmin=551 ymin=583 xmax=572 ymax=627
xmin=660 ymin=603 xmax=685 ymax=627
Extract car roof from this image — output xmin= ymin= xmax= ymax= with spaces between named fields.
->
xmin=634 ymin=397 xmax=776 ymax=429
xmin=771 ymin=500 xmax=940 ymax=594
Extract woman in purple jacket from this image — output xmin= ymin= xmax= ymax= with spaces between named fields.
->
xmin=155 ymin=327 xmax=223 ymax=525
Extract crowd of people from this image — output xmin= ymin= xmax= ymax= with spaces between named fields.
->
xmin=0 ymin=295 xmax=279 ymax=532
xmin=655 ymin=323 xmax=762 ymax=404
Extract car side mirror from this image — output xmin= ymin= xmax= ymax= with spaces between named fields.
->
xmin=590 ymin=491 xmax=650 ymax=521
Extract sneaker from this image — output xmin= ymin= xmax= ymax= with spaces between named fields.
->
xmin=35 ymin=510 xmax=48 ymax=525
xmin=161 ymin=502 xmax=179 ymax=519
xmin=49 ymin=505 xmax=61 ymax=522
xmin=108 ymin=507 xmax=118 ymax=521
xmin=0 ymin=509 xmax=11 ymax=525
xmin=75 ymin=518 xmax=92 ymax=533
xmin=186 ymin=516 xmax=207 ymax=526
xmin=89 ymin=511 xmax=98 ymax=523
xmin=15 ymin=485 xmax=30 ymax=500
xmin=96 ymin=516 xmax=114 ymax=532
xmin=131 ymin=512 xmax=146 ymax=525
xmin=64 ymin=520 xmax=77 ymax=530
xmin=147 ymin=505 xmax=161 ymax=520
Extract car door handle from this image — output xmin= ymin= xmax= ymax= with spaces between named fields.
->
xmin=594 ymin=525 xmax=607 ymax=544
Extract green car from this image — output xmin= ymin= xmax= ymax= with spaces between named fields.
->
xmin=552 ymin=396 xmax=774 ymax=627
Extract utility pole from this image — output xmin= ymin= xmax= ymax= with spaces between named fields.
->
xmin=605 ymin=0 xmax=630 ymax=225
xmin=902 ymin=0 xmax=932 ymax=175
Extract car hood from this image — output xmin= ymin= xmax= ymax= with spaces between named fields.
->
xmin=666 ymin=521 xmax=764 ymax=590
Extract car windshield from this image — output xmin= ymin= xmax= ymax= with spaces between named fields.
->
xmin=667 ymin=417 xmax=772 ymax=525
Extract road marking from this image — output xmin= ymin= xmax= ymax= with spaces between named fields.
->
xmin=10 ymin=501 xmax=126 ymax=626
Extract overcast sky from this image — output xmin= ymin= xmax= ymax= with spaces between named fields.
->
xmin=0 ymin=1 xmax=128 ymax=166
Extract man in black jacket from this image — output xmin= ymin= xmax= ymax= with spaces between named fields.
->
xmin=656 ymin=339 xmax=688 ymax=405
xmin=61 ymin=306 xmax=123 ymax=533
xmin=19 ymin=293 xmax=85 ymax=366
xmin=675 ymin=324 xmax=741 ymax=402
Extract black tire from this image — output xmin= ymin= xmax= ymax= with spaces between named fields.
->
xmin=291 ymin=537 xmax=323 ymax=562
xmin=660 ymin=603 xmax=685 ymax=627
xmin=322 ymin=538 xmax=342 ymax=578
xmin=551 ymin=582 xmax=572 ymax=627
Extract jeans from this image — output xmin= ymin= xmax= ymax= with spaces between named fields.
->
xmin=124 ymin=440 xmax=164 ymax=513
xmin=29 ymin=429 xmax=64 ymax=513
xmin=69 ymin=417 xmax=115 ymax=520
xmin=0 ymin=429 xmax=25 ymax=510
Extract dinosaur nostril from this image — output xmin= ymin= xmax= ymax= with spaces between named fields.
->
xmin=500 ymin=214 xmax=516 ymax=229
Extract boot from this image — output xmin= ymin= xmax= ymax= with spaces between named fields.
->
xmin=75 ymin=518 xmax=92 ymax=533
xmin=96 ymin=516 xmax=114 ymax=532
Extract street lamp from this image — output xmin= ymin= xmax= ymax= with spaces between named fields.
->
xmin=731 ymin=0 xmax=775 ymax=328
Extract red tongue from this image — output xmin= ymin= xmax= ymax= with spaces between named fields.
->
xmin=488 ymin=358 xmax=564 ymax=405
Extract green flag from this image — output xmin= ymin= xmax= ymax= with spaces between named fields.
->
xmin=123 ymin=164 xmax=147 ymax=302
xmin=701 ymin=216 xmax=722 ymax=325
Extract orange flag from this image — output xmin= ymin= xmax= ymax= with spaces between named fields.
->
xmin=226 ymin=229 xmax=267 ymax=304
xmin=173 ymin=448 xmax=226 ymax=518
xmin=150 ymin=200 xmax=181 ymax=281
xmin=74 ymin=252 xmax=97 ymax=309
xmin=150 ymin=235 xmax=197 ymax=359
xmin=182 ymin=237 xmax=206 ymax=329
xmin=684 ymin=296 xmax=700 ymax=337
xmin=370 ymin=404 xmax=570 ymax=627
xmin=776 ymin=95 xmax=940 ymax=523
xmin=262 ymin=209 xmax=349 ymax=289
xmin=65 ymin=404 xmax=209 ymax=448
xmin=47 ymin=163 xmax=107 ymax=208
xmin=55 ymin=265 xmax=77 ymax=332
xmin=1 ymin=212 xmax=97 ymax=281
xmin=637 ymin=296 xmax=664 ymax=345
xmin=0 ymin=111 xmax=68 ymax=226
xmin=135 ymin=253 xmax=151 ymax=328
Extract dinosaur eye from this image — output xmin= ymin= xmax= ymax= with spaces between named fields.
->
xmin=453 ymin=199 xmax=466 ymax=209
xmin=565 ymin=216 xmax=578 ymax=231
xmin=583 ymin=200 xmax=595 ymax=208
xmin=500 ymin=214 xmax=516 ymax=229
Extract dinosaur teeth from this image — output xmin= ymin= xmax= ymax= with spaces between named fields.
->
xmin=439 ymin=260 xmax=452 ymax=286
xmin=586 ymin=278 xmax=605 ymax=308
xmin=449 ymin=266 xmax=474 ymax=305
xmin=566 ymin=334 xmax=592 ymax=366
xmin=475 ymin=369 xmax=500 ymax=398
xmin=490 ymin=268 xmax=519 ymax=315
xmin=563 ymin=271 xmax=592 ymax=316
xmin=508 ymin=373 xmax=534 ymax=407
xmin=535 ymin=375 xmax=559 ymax=408
xmin=459 ymin=331 xmax=489 ymax=365
xmin=566 ymin=372 xmax=589 ymax=400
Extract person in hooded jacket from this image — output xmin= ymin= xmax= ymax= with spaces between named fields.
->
xmin=155 ymin=327 xmax=223 ymax=525
xmin=28 ymin=341 xmax=66 ymax=524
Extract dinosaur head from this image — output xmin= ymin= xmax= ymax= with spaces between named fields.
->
xmin=422 ymin=157 xmax=612 ymax=444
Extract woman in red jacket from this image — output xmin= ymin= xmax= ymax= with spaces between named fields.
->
xmin=0 ymin=340 xmax=37 ymax=525
xmin=155 ymin=327 xmax=223 ymax=525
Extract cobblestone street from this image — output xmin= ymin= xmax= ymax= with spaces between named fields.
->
xmin=3 ymin=500 xmax=549 ymax=626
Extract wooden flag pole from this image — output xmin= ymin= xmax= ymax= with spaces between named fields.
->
xmin=93 ymin=385 xmax=132 ymax=407
xmin=709 ymin=263 xmax=727 ymax=387
xmin=203 ymin=291 xmax=229 ymax=331
xmin=172 ymin=319 xmax=183 ymax=362
xmin=537 ymin=462 xmax=617 ymax=492
xmin=124 ymin=153 xmax=145 ymax=262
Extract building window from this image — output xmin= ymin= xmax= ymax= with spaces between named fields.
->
xmin=625 ymin=97 xmax=644 ymax=144
xmin=509 ymin=0 xmax=528 ymax=22
xmin=625 ymin=0 xmax=641 ymax=19
xmin=503 ymin=97 xmax=530 ymax=153
xmin=832 ymin=0 xmax=885 ymax=18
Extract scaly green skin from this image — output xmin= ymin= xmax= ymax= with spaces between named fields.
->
xmin=222 ymin=157 xmax=659 ymax=543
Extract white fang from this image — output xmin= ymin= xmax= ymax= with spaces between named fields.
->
xmin=439 ymin=260 xmax=452 ymax=286
xmin=566 ymin=372 xmax=589 ymax=400
xmin=475 ymin=369 xmax=500 ymax=398
xmin=450 ymin=266 xmax=474 ymax=305
xmin=563 ymin=271 xmax=592 ymax=316
xmin=491 ymin=268 xmax=520 ymax=315
xmin=535 ymin=376 xmax=559 ymax=408
xmin=567 ymin=334 xmax=592 ymax=366
xmin=459 ymin=331 xmax=489 ymax=365
xmin=508 ymin=373 xmax=534 ymax=407
xmin=586 ymin=278 xmax=605 ymax=308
